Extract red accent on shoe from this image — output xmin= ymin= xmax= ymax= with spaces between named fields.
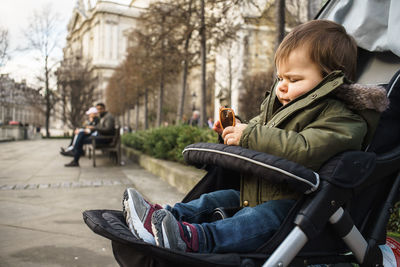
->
xmin=179 ymin=222 xmax=199 ymax=252
xmin=143 ymin=203 xmax=163 ymax=236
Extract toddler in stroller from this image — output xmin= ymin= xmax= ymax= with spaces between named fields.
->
xmin=121 ymin=19 xmax=388 ymax=254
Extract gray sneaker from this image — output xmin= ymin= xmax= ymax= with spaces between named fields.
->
xmin=122 ymin=188 xmax=162 ymax=244
xmin=151 ymin=209 xmax=199 ymax=252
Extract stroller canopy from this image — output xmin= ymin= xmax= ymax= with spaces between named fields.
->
xmin=318 ymin=0 xmax=400 ymax=85
xmin=319 ymin=0 xmax=400 ymax=57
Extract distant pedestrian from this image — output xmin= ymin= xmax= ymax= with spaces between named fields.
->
xmin=207 ymin=117 xmax=214 ymax=129
xmin=188 ymin=110 xmax=200 ymax=126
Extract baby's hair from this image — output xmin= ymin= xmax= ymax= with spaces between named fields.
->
xmin=275 ymin=20 xmax=358 ymax=81
xmin=96 ymin=103 xmax=106 ymax=108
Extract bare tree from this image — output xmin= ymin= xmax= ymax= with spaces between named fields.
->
xmin=0 ymin=26 xmax=9 ymax=68
xmin=240 ymin=69 xmax=275 ymax=121
xmin=122 ymin=50 xmax=147 ymax=130
xmin=22 ymin=3 xmax=63 ymax=137
xmin=119 ymin=0 xmax=241 ymax=129
xmin=106 ymin=30 xmax=160 ymax=130
xmin=56 ymin=57 xmax=96 ymax=129
xmin=135 ymin=2 xmax=184 ymax=127
xmin=175 ymin=0 xmax=195 ymax=124
xmin=105 ymin=67 xmax=126 ymax=118
xmin=199 ymin=0 xmax=207 ymax=127
xmin=196 ymin=0 xmax=241 ymax=126
xmin=275 ymin=0 xmax=286 ymax=50
xmin=127 ymin=48 xmax=156 ymax=130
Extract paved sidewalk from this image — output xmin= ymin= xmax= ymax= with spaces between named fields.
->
xmin=0 ymin=139 xmax=185 ymax=267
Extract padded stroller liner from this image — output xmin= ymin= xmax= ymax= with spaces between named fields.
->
xmin=183 ymin=143 xmax=320 ymax=194
xmin=83 ymin=209 xmax=244 ymax=267
xmin=83 ymin=205 xmax=352 ymax=267
xmin=184 ymin=143 xmax=377 ymax=190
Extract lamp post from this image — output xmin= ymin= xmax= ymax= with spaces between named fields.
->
xmin=191 ymin=91 xmax=197 ymax=111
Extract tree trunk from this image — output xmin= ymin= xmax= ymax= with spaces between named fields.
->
xmin=199 ymin=0 xmax=207 ymax=127
xmin=45 ymin=55 xmax=51 ymax=137
xmin=275 ymin=0 xmax=285 ymax=50
xmin=144 ymin=87 xmax=148 ymax=130
xmin=177 ymin=42 xmax=190 ymax=125
xmin=127 ymin=108 xmax=131 ymax=130
xmin=156 ymin=16 xmax=166 ymax=127
xmin=176 ymin=0 xmax=193 ymax=125
xmin=176 ymin=43 xmax=189 ymax=125
xmin=157 ymin=74 xmax=164 ymax=127
xmin=135 ymin=97 xmax=140 ymax=131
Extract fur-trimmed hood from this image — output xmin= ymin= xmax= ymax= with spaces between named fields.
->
xmin=334 ymin=83 xmax=389 ymax=112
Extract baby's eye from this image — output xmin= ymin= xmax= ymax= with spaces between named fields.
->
xmin=276 ymin=76 xmax=283 ymax=82
xmin=289 ymin=78 xmax=299 ymax=83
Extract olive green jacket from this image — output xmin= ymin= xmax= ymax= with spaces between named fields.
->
xmin=238 ymin=71 xmax=388 ymax=207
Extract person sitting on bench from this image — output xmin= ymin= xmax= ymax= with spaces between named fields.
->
xmin=60 ymin=107 xmax=100 ymax=156
xmin=64 ymin=103 xmax=115 ymax=167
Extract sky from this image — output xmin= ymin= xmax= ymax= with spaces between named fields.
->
xmin=0 ymin=0 xmax=76 ymax=88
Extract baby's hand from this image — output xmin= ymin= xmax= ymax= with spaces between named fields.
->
xmin=212 ymin=120 xmax=224 ymax=135
xmin=222 ymin=123 xmax=247 ymax=146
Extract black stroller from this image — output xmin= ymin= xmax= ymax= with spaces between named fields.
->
xmin=83 ymin=1 xmax=400 ymax=266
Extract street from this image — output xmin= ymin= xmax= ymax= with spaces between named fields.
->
xmin=0 ymin=139 xmax=185 ymax=267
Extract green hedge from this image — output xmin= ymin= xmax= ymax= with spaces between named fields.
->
xmin=122 ymin=125 xmax=217 ymax=163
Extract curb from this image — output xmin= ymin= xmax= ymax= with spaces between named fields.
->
xmin=122 ymin=146 xmax=205 ymax=194
xmin=0 ymin=138 xmax=15 ymax=142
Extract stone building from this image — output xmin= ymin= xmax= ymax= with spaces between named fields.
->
xmin=62 ymin=0 xmax=149 ymax=102
xmin=0 ymin=74 xmax=44 ymax=126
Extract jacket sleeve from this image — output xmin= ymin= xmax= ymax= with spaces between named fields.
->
xmin=95 ymin=114 xmax=115 ymax=135
xmin=239 ymin=102 xmax=368 ymax=171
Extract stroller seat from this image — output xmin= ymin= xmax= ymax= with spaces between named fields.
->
xmin=83 ymin=67 xmax=400 ymax=266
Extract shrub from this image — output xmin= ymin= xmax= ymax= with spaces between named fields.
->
xmin=122 ymin=125 xmax=217 ymax=163
xmin=121 ymin=130 xmax=147 ymax=151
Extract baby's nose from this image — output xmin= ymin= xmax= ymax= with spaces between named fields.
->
xmin=277 ymin=81 xmax=287 ymax=92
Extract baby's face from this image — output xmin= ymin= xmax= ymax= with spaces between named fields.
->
xmin=275 ymin=47 xmax=323 ymax=106
xmin=89 ymin=113 xmax=98 ymax=119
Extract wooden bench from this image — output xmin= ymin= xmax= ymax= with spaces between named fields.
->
xmin=88 ymin=127 xmax=121 ymax=167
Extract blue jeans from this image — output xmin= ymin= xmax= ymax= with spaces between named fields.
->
xmin=73 ymin=131 xmax=110 ymax=162
xmin=73 ymin=131 xmax=92 ymax=162
xmin=166 ymin=189 xmax=295 ymax=253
